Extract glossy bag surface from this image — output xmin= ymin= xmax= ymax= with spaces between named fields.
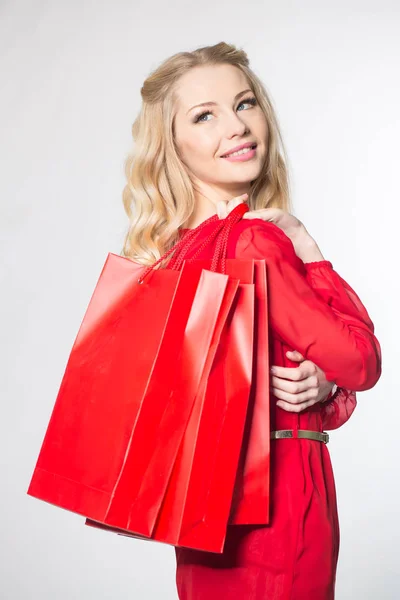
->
xmin=124 ymin=269 xmax=239 ymax=537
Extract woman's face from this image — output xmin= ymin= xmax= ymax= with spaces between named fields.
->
xmin=173 ymin=63 xmax=268 ymax=197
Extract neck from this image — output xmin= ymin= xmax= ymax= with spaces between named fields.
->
xmin=182 ymin=205 xmax=218 ymax=229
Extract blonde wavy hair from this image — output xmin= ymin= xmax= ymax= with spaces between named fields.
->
xmin=121 ymin=41 xmax=292 ymax=266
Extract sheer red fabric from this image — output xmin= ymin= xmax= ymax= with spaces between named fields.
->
xmin=174 ymin=218 xmax=381 ymax=600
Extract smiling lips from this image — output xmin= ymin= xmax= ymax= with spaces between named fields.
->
xmin=221 ymin=144 xmax=257 ymax=162
xmin=221 ymin=142 xmax=257 ymax=159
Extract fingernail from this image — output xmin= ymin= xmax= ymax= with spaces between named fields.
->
xmin=270 ymin=366 xmax=277 ymax=373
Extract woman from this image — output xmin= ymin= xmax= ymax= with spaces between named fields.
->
xmin=121 ymin=42 xmax=381 ymax=599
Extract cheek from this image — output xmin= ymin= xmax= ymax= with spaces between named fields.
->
xmin=255 ymin=114 xmax=268 ymax=144
xmin=190 ymin=130 xmax=216 ymax=153
xmin=180 ymin=131 xmax=218 ymax=168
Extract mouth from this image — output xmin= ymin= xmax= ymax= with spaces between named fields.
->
xmin=221 ymin=143 xmax=257 ymax=158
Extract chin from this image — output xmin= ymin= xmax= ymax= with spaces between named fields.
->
xmin=228 ymin=169 xmax=262 ymax=184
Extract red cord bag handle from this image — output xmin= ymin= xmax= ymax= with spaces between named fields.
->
xmin=151 ymin=202 xmax=249 ymax=281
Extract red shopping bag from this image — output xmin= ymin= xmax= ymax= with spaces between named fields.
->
xmin=27 ymin=231 xmax=235 ymax=530
xmin=86 ymin=267 xmax=238 ymax=547
xmin=84 ymin=205 xmax=262 ymax=553
xmin=85 ymin=269 xmax=252 ymax=557
xmin=166 ymin=214 xmax=272 ymax=528
xmin=158 ymin=260 xmax=271 ymax=549
xmin=229 ymin=258 xmax=270 ymax=525
xmin=84 ymin=205 xmax=272 ymax=553
xmin=107 ymin=271 xmax=240 ymax=535
xmin=152 ymin=257 xmax=256 ymax=553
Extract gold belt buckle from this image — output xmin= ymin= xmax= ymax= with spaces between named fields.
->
xmin=270 ymin=429 xmax=329 ymax=444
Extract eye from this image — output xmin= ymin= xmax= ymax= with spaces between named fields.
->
xmin=237 ymin=96 xmax=257 ymax=111
xmin=194 ymin=96 xmax=257 ymax=123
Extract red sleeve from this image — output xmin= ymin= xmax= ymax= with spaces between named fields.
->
xmin=320 ymin=387 xmax=357 ymax=430
xmin=303 ymin=260 xmax=374 ymax=329
xmin=234 ymin=220 xmax=382 ymax=391
xmin=303 ymin=263 xmax=358 ymax=428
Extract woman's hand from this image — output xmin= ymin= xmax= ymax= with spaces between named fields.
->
xmin=217 ymin=194 xmax=305 ymax=242
xmin=271 ymin=350 xmax=335 ymax=413
xmin=217 ymin=195 xmax=324 ymax=263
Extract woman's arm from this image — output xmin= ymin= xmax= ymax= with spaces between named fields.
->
xmin=221 ymin=199 xmax=359 ymax=418
xmin=233 ymin=220 xmax=382 ymax=391
xmin=256 ymin=221 xmax=360 ymax=422
xmin=281 ymin=233 xmax=360 ymax=415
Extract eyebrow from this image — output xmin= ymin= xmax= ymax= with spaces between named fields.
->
xmin=186 ymin=88 xmax=253 ymax=115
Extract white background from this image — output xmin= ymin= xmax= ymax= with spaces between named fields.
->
xmin=1 ymin=1 xmax=398 ymax=598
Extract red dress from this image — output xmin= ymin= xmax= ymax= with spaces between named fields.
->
xmin=174 ymin=218 xmax=382 ymax=600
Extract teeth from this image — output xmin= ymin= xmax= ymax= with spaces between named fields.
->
xmin=224 ymin=146 xmax=255 ymax=158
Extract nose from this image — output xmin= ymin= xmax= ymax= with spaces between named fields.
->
xmin=221 ymin=110 xmax=249 ymax=139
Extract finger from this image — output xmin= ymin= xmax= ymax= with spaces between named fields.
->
xmin=226 ymin=198 xmax=243 ymax=215
xmin=271 ymin=374 xmax=318 ymax=396
xmin=275 ymin=397 xmax=319 ymax=413
xmin=228 ymin=194 xmax=247 ymax=206
xmin=226 ymin=193 xmax=248 ymax=214
xmin=216 ymin=200 xmax=228 ymax=219
xmin=270 ymin=364 xmax=316 ymax=381
xmin=242 ymin=207 xmax=282 ymax=221
xmin=271 ymin=385 xmax=319 ymax=404
xmin=218 ymin=194 xmax=248 ymax=218
xmin=285 ymin=350 xmax=305 ymax=362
